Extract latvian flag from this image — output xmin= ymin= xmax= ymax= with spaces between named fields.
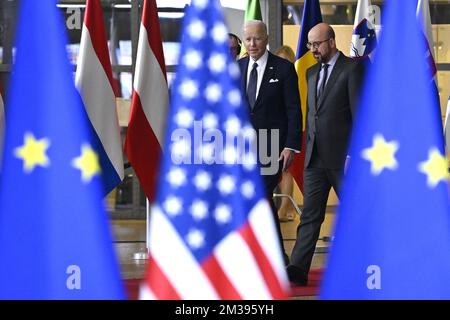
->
xmin=124 ymin=0 xmax=168 ymax=201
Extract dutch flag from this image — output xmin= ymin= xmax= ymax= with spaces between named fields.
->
xmin=75 ymin=0 xmax=124 ymax=194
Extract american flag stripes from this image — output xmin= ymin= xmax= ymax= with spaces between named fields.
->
xmin=140 ymin=0 xmax=289 ymax=300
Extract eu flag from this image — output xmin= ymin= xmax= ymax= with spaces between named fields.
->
xmin=0 ymin=0 xmax=124 ymax=299
xmin=320 ymin=0 xmax=450 ymax=299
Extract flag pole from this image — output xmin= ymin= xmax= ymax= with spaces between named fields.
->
xmin=132 ymin=198 xmax=150 ymax=260
xmin=130 ymin=176 xmax=151 ymax=261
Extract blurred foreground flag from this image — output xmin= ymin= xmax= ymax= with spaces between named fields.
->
xmin=0 ymin=90 xmax=4 ymax=164
xmin=0 ymin=0 xmax=124 ymax=299
xmin=140 ymin=0 xmax=289 ymax=300
xmin=321 ymin=0 xmax=450 ymax=299
xmin=76 ymin=0 xmax=124 ymax=195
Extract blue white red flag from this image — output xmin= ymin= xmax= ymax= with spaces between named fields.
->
xmin=75 ymin=0 xmax=124 ymax=194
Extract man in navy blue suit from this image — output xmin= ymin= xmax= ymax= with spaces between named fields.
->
xmin=238 ymin=20 xmax=302 ymax=265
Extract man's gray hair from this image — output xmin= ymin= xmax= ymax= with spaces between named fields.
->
xmin=243 ymin=20 xmax=268 ymax=36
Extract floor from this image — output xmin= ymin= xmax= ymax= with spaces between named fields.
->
xmin=111 ymin=206 xmax=334 ymax=300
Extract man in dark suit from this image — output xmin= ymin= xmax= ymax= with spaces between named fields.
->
xmin=238 ymin=20 xmax=302 ymax=265
xmin=287 ymin=23 xmax=364 ymax=285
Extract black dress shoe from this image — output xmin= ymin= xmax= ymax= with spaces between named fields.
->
xmin=286 ymin=265 xmax=308 ymax=286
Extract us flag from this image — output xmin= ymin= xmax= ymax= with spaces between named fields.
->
xmin=140 ymin=0 xmax=289 ymax=300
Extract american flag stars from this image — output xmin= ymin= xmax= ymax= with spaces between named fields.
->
xmin=155 ymin=0 xmax=266 ymax=264
xmin=187 ymin=20 xmax=206 ymax=41
xmin=183 ymin=50 xmax=202 ymax=70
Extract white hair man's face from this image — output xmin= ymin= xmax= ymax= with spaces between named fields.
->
xmin=243 ymin=23 xmax=268 ymax=61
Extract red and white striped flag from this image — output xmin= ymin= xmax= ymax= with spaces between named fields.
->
xmin=124 ymin=0 xmax=168 ymax=201
xmin=445 ymin=97 xmax=450 ymax=150
xmin=417 ymin=0 xmax=437 ymax=85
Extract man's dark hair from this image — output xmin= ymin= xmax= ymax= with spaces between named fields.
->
xmin=228 ymin=33 xmax=242 ymax=54
xmin=327 ymin=26 xmax=336 ymax=39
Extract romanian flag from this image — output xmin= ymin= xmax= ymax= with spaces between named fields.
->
xmin=290 ymin=0 xmax=322 ymax=193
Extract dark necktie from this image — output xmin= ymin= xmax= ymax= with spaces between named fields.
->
xmin=247 ymin=62 xmax=258 ymax=109
xmin=317 ymin=63 xmax=329 ymax=100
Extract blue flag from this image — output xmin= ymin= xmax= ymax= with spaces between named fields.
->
xmin=0 ymin=0 xmax=124 ymax=299
xmin=320 ymin=0 xmax=450 ymax=299
xmin=141 ymin=0 xmax=288 ymax=299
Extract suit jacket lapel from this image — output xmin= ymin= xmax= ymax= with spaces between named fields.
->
xmin=254 ymin=52 xmax=274 ymax=109
xmin=309 ymin=64 xmax=320 ymax=111
xmin=241 ymin=57 xmax=249 ymax=92
xmin=317 ymin=52 xmax=344 ymax=108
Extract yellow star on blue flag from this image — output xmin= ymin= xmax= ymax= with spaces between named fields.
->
xmin=72 ymin=144 xmax=101 ymax=182
xmin=14 ymin=132 xmax=50 ymax=173
xmin=418 ymin=147 xmax=449 ymax=188
xmin=361 ymin=133 xmax=399 ymax=175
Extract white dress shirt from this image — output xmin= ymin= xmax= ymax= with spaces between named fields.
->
xmin=246 ymin=50 xmax=269 ymax=101
xmin=316 ymin=51 xmax=340 ymax=95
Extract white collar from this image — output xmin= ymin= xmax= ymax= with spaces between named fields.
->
xmin=250 ymin=50 xmax=269 ymax=66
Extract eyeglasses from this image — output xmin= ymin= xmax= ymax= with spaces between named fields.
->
xmin=306 ymin=38 xmax=331 ymax=50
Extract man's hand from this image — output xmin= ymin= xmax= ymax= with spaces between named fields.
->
xmin=279 ymin=149 xmax=295 ymax=172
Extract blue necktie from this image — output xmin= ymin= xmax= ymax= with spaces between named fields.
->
xmin=247 ymin=62 xmax=258 ymax=109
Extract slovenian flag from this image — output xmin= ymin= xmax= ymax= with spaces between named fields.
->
xmin=350 ymin=0 xmax=377 ymax=59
